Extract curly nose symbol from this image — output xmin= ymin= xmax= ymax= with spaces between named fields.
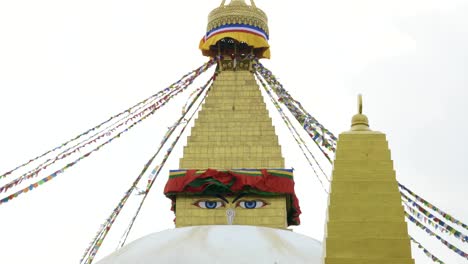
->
xmin=226 ymin=208 xmax=236 ymax=225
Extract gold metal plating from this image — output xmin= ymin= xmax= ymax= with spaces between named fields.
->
xmin=323 ymin=98 xmax=414 ymax=264
xmin=208 ymin=0 xmax=269 ymax=35
xmin=351 ymin=94 xmax=370 ymax=131
xmin=179 ymin=71 xmax=284 ymax=169
xmin=174 ymin=70 xmax=288 ymax=229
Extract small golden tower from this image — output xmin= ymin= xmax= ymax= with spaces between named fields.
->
xmin=164 ymin=0 xmax=300 ymax=229
xmin=323 ymin=95 xmax=414 ymax=263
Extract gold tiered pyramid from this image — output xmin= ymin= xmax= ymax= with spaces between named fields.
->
xmin=323 ymin=96 xmax=414 ymax=264
xmin=173 ymin=71 xmax=289 ymax=228
xmin=164 ymin=0 xmax=300 ymax=229
xmin=180 ymin=71 xmax=284 ymax=169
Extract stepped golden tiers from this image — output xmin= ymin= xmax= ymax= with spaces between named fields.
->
xmin=323 ymin=96 xmax=414 ymax=264
xmin=180 ymin=71 xmax=283 ymax=169
xmin=164 ymin=70 xmax=299 ymax=229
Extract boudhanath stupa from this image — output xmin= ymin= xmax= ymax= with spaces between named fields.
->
xmin=96 ymin=1 xmax=413 ymax=264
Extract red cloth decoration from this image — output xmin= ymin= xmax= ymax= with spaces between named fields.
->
xmin=164 ymin=168 xmax=301 ymax=225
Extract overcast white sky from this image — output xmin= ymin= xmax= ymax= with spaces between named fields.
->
xmin=0 ymin=0 xmax=467 ymax=263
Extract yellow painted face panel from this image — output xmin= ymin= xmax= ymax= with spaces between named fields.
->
xmin=175 ymin=194 xmax=287 ymax=229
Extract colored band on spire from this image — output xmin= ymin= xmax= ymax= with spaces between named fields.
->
xmin=199 ymin=24 xmax=271 ymax=58
xmin=204 ymin=23 xmax=269 ymax=42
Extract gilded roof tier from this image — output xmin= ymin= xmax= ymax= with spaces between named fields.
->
xmin=207 ymin=0 xmax=269 ymax=36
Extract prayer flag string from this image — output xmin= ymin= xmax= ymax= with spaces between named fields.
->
xmin=405 ymin=211 xmax=468 ymax=260
xmin=400 ymin=183 xmax=468 ymax=232
xmin=253 ymin=57 xmax=465 ymax=262
xmin=401 ymin=192 xmax=468 ymax=243
xmin=0 ymin=62 xmax=216 ymax=206
xmin=0 ymin=96 xmax=170 ymax=206
xmin=0 ymin=58 xmax=216 ymax=181
xmin=251 ymin=57 xmax=465 ymax=261
xmin=117 ymin=76 xmax=215 ymax=251
xmin=252 ymin=58 xmax=466 ymax=261
xmin=254 ymin=72 xmax=330 ymax=182
xmin=253 ymin=61 xmax=337 ymax=163
xmin=0 ymin=87 xmax=183 ymax=194
xmin=410 ymin=236 xmax=445 ymax=264
xmin=80 ymin=74 xmax=216 ymax=264
xmin=0 ymin=92 xmax=164 ymax=193
xmin=0 ymin=60 xmax=216 ymax=197
xmin=254 ymin=72 xmax=330 ymax=193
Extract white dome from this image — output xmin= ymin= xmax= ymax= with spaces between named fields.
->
xmin=97 ymin=225 xmax=323 ymax=264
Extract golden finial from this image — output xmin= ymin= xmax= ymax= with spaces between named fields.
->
xmin=226 ymin=0 xmax=256 ymax=6
xmin=230 ymin=0 xmax=247 ymax=5
xmin=250 ymin=0 xmax=257 ymax=8
xmin=351 ymin=94 xmax=370 ymax=131
xmin=207 ymin=0 xmax=268 ymax=35
xmin=358 ymin=94 xmax=363 ymax=114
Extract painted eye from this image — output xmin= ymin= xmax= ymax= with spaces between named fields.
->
xmin=236 ymin=200 xmax=267 ymax=209
xmin=193 ymin=200 xmax=225 ymax=209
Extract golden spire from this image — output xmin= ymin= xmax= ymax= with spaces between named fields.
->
xmin=200 ymin=0 xmax=271 ymax=59
xmin=351 ymin=94 xmax=370 ymax=131
xmin=221 ymin=0 xmax=256 ymax=7
xmin=228 ymin=0 xmax=247 ymax=6
xmin=323 ymin=96 xmax=414 ymax=264
xmin=207 ymin=0 xmax=268 ymax=34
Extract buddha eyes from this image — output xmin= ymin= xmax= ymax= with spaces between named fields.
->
xmin=236 ymin=200 xmax=267 ymax=209
xmin=193 ymin=199 xmax=268 ymax=209
xmin=194 ymin=200 xmax=225 ymax=209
